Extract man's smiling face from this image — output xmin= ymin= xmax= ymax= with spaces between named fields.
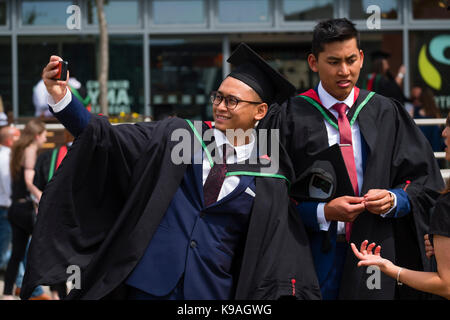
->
xmin=212 ymin=76 xmax=267 ymax=133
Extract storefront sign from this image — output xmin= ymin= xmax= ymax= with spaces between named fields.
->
xmin=417 ymin=34 xmax=450 ymax=111
xmin=86 ymin=80 xmax=131 ymax=114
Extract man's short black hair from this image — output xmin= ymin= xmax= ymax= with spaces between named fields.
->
xmin=312 ymin=18 xmax=360 ymax=57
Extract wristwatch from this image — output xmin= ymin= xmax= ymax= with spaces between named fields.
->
xmin=389 ymin=192 xmax=395 ymax=209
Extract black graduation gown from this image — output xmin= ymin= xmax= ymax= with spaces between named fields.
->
xmin=259 ymin=89 xmax=444 ymax=299
xmin=21 ymin=115 xmax=321 ymax=300
xmin=33 ymin=149 xmax=52 ymax=191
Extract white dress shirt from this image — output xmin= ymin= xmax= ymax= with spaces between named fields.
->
xmin=202 ymin=129 xmax=256 ymax=201
xmin=316 ymin=82 xmax=395 ymax=232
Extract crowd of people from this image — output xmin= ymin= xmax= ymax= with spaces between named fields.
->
xmin=0 ymin=18 xmax=448 ymax=301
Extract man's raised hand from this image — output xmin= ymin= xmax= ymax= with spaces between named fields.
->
xmin=42 ymin=55 xmax=69 ymax=104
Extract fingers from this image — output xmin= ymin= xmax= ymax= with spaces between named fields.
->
xmin=365 ymin=201 xmax=391 ymax=214
xmin=342 ymin=197 xmax=366 ymax=215
xmin=374 ymin=245 xmax=382 ymax=256
xmin=42 ymin=61 xmax=60 ymax=81
xmin=424 ymin=234 xmax=429 ymax=241
xmin=50 ymin=55 xmax=63 ymax=62
xmin=360 ymin=240 xmax=368 ymax=254
xmin=367 ymin=242 xmax=376 ymax=254
xmin=344 ymin=196 xmax=365 ymax=204
xmin=364 ymin=191 xmax=391 ymax=214
xmin=350 ymin=243 xmax=363 ymax=259
xmin=364 ymin=189 xmax=389 ymax=202
xmin=353 ymin=241 xmax=383 ymax=268
xmin=42 ymin=56 xmax=68 ymax=103
xmin=346 ymin=202 xmax=366 ymax=214
xmin=364 ymin=196 xmax=390 ymax=208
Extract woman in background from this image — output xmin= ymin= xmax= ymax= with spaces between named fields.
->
xmin=2 ymin=119 xmax=50 ymax=300
xmin=413 ymin=87 xmax=443 ymax=152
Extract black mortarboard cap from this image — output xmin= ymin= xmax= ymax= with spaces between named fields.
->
xmin=227 ymin=43 xmax=296 ymax=105
xmin=370 ymin=50 xmax=391 ymax=61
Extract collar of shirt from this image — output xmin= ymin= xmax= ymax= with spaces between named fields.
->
xmin=213 ymin=128 xmax=255 ymax=163
xmin=318 ymin=81 xmax=355 ymax=113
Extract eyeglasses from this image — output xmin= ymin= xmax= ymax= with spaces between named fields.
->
xmin=210 ymin=91 xmax=262 ymax=110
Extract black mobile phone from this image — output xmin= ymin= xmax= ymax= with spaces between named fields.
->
xmin=54 ymin=60 xmax=68 ymax=81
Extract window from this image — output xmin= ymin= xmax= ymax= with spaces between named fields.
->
xmin=0 ymin=1 xmax=7 ymax=26
xmin=0 ymin=37 xmax=11 ymax=117
xmin=17 ymin=35 xmax=143 ymax=117
xmin=349 ymin=0 xmax=399 ymax=20
xmin=152 ymin=0 xmax=205 ymax=25
xmin=21 ymin=0 xmax=73 ymax=26
xmin=412 ymin=0 xmax=450 ymax=20
xmin=229 ymin=38 xmax=314 ymax=93
xmin=18 ymin=37 xmax=59 ymax=116
xmin=150 ymin=37 xmax=222 ymax=120
xmin=356 ymin=31 xmax=403 ymax=94
xmin=104 ymin=37 xmax=143 ymax=115
xmin=217 ymin=0 xmax=270 ymax=24
xmin=87 ymin=0 xmax=140 ymax=25
xmin=283 ymin=0 xmax=334 ymax=22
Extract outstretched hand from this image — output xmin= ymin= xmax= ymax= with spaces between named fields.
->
xmin=350 ymin=240 xmax=394 ymax=272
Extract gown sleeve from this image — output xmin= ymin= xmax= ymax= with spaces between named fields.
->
xmin=21 ymin=94 xmax=183 ymax=299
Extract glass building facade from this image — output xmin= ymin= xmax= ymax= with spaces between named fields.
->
xmin=0 ymin=0 xmax=449 ymax=121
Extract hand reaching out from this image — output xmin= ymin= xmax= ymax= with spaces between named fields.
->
xmin=351 ymin=240 xmax=394 ymax=272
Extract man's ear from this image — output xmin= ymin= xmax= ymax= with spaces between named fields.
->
xmin=359 ymin=49 xmax=364 ymax=69
xmin=307 ymin=53 xmax=319 ymax=72
xmin=254 ymin=103 xmax=268 ymax=121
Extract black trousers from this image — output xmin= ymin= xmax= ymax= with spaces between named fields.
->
xmin=3 ymin=201 xmax=35 ymax=295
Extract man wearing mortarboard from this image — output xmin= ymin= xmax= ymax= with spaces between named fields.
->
xmin=20 ymin=44 xmax=321 ymax=300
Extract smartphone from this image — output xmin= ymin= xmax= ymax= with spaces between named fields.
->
xmin=54 ymin=60 xmax=68 ymax=81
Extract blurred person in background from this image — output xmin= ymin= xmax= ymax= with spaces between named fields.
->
xmin=32 ymin=129 xmax=74 ymax=300
xmin=0 ymin=126 xmax=20 ymax=271
xmin=413 ymin=87 xmax=444 ymax=153
xmin=2 ymin=119 xmax=50 ymax=300
xmin=352 ymin=112 xmax=450 ymax=300
xmin=0 ymin=126 xmax=34 ymax=300
xmin=410 ymin=85 xmax=422 ymax=108
xmin=364 ymin=51 xmax=408 ymax=107
xmin=33 ymin=77 xmax=88 ymax=118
